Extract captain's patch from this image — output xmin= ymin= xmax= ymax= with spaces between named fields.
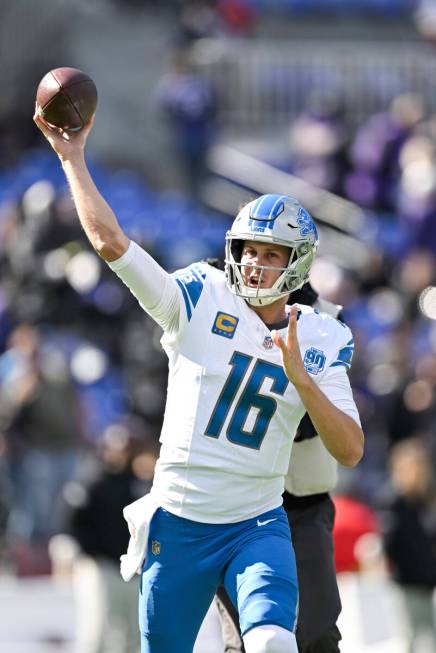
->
xmin=212 ymin=312 xmax=239 ymax=339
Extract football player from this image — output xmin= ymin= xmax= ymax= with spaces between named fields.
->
xmin=215 ymin=282 xmax=344 ymax=653
xmin=34 ymin=111 xmax=364 ymax=653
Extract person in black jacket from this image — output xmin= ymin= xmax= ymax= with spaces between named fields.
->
xmin=380 ymin=437 xmax=436 ymax=651
xmin=64 ymin=426 xmax=156 ymax=653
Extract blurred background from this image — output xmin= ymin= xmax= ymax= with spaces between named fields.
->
xmin=1 ymin=0 xmax=436 ymax=651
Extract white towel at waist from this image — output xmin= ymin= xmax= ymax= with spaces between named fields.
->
xmin=120 ymin=492 xmax=160 ymax=582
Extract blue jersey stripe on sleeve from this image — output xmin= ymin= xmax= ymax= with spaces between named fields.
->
xmin=330 ymin=344 xmax=354 ymax=370
xmin=187 ymin=269 xmax=205 ymax=308
xmin=173 ymin=264 xmax=207 ymax=322
xmin=191 ymin=263 xmax=207 ymax=281
xmin=330 ymin=361 xmax=350 ymax=370
xmin=175 ymin=279 xmax=192 ymax=321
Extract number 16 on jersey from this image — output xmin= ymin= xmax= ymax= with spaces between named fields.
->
xmin=205 ymin=351 xmax=289 ymax=450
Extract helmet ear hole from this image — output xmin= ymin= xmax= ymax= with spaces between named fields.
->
xmin=297 ymin=243 xmax=310 ymax=256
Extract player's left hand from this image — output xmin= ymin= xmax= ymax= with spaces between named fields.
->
xmin=271 ymin=305 xmax=311 ymax=388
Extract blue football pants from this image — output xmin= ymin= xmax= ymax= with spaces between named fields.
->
xmin=139 ymin=506 xmax=298 ymax=653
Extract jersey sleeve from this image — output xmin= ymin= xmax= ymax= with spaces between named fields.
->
xmin=319 ymin=319 xmax=361 ymax=424
xmin=170 ymin=262 xmax=209 ymax=333
xmin=318 ymin=365 xmax=361 ymax=426
xmin=107 ymin=240 xmax=181 ymax=333
xmin=329 ymin=332 xmax=355 ymax=372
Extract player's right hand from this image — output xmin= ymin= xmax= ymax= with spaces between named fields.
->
xmin=33 ymin=103 xmax=94 ymax=162
xmin=272 ymin=304 xmax=310 ymax=389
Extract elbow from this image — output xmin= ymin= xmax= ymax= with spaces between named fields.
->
xmin=93 ymin=233 xmax=129 ymax=262
xmin=340 ymin=436 xmax=364 ymax=468
xmin=340 ymin=449 xmax=363 ymax=468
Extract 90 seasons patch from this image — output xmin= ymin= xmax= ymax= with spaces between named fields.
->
xmin=303 ymin=347 xmax=326 ymax=375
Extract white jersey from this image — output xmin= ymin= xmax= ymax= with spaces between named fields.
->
xmin=109 ymin=241 xmax=360 ymax=524
xmin=284 ymin=297 xmax=344 ymax=497
xmin=285 ymin=425 xmax=339 ymax=496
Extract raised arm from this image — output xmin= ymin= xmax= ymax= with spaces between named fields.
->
xmin=272 ymin=306 xmax=364 ymax=468
xmin=33 ymin=109 xmax=181 ymax=332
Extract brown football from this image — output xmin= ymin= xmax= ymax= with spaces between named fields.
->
xmin=36 ymin=67 xmax=98 ymax=131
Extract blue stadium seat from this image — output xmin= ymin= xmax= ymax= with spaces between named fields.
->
xmin=246 ymin=0 xmax=410 ymax=15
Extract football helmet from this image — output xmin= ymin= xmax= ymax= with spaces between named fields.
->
xmin=225 ymin=194 xmax=319 ymax=307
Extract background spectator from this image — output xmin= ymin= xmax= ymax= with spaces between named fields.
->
xmin=62 ymin=424 xmax=156 ymax=653
xmin=0 ymin=1 xmax=436 ymax=650
xmin=155 ymin=47 xmax=217 ymax=200
xmin=379 ymin=438 xmax=436 ymax=651
xmin=0 ymin=325 xmax=83 ymax=551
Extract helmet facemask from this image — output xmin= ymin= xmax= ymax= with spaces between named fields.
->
xmin=225 ymin=195 xmax=318 ymax=307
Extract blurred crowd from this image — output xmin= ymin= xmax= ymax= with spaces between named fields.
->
xmin=289 ymin=89 xmax=436 ymax=488
xmin=1 ymin=0 xmax=436 ymax=651
xmin=285 ymin=85 xmax=436 ymax=651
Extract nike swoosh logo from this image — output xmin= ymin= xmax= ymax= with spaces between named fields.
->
xmin=257 ymin=518 xmax=277 ymax=527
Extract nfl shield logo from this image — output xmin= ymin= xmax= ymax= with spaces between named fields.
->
xmin=263 ymin=335 xmax=273 ymax=350
xmin=151 ymin=540 xmax=161 ymax=556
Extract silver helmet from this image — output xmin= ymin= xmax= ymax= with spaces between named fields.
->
xmin=225 ymin=194 xmax=319 ymax=307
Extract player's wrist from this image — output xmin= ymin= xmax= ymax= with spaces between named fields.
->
xmin=60 ymin=149 xmax=86 ymax=167
xmin=292 ymin=372 xmax=314 ymax=394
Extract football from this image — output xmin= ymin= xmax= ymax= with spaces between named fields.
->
xmin=36 ymin=67 xmax=98 ymax=131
